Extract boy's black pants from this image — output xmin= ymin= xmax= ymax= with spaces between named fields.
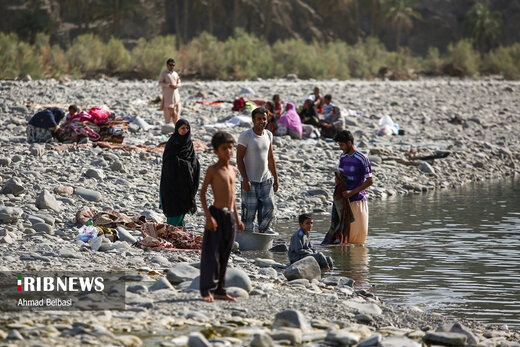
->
xmin=200 ymin=206 xmax=237 ymax=297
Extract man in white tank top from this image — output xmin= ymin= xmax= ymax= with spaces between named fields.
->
xmin=237 ymin=107 xmax=279 ymax=233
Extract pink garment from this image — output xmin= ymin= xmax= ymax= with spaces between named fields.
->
xmin=277 ymin=102 xmax=302 ymax=136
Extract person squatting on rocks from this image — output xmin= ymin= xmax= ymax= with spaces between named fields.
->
xmin=237 ymin=107 xmax=279 ymax=234
xmin=160 ymin=119 xmax=200 ymax=228
xmin=289 ymin=213 xmax=333 ymax=270
xmin=322 ymin=130 xmax=373 ymax=245
xmin=158 ymin=58 xmax=182 ymax=125
xmin=26 ymin=107 xmax=65 ymax=143
xmin=199 ymin=132 xmax=244 ymax=302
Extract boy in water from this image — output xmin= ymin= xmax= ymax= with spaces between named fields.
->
xmin=199 ymin=131 xmax=244 ymax=302
xmin=288 ymin=213 xmax=333 ymax=270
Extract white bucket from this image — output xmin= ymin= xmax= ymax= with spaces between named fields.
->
xmin=235 ymin=231 xmax=278 ymax=251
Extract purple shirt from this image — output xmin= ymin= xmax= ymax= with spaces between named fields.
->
xmin=338 ymin=150 xmax=372 ymax=202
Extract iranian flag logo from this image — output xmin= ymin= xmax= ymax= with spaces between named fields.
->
xmin=17 ymin=274 xmax=22 ymax=291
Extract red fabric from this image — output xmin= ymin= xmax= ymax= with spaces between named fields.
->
xmin=232 ymin=97 xmax=245 ymax=111
xmin=87 ymin=107 xmax=111 ymax=125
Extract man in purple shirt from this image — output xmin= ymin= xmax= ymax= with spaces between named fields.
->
xmin=334 ymin=130 xmax=373 ymax=244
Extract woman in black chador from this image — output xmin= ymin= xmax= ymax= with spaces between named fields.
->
xmin=160 ymin=119 xmax=200 ymax=227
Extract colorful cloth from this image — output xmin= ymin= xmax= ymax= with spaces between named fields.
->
xmin=348 ymin=200 xmax=369 ymax=244
xmin=321 ymin=172 xmax=355 ymax=245
xmin=27 ymin=124 xmax=54 ymax=143
xmin=277 ymin=103 xmax=302 ymax=138
xmin=339 ymin=150 xmax=372 ymax=202
xmin=139 ymin=222 xmax=202 ymax=250
xmin=241 ymin=177 xmax=275 ymax=232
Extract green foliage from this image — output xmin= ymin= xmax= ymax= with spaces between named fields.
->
xmin=272 ymin=38 xmax=320 ymax=79
xmin=224 ymin=29 xmax=273 ymax=79
xmin=423 ymin=47 xmax=443 ymax=72
xmin=66 ymin=34 xmax=105 ymax=73
xmin=131 ymin=36 xmax=177 ymax=77
xmin=0 ymin=32 xmax=42 ymax=78
xmin=104 ymin=38 xmax=131 ymax=71
xmin=483 ymin=43 xmax=520 ymax=80
xmin=382 ymin=0 xmax=421 ymax=49
xmin=447 ymin=39 xmax=481 ymax=76
xmin=465 ymin=2 xmax=503 ymax=53
xmin=1 ymin=32 xmax=519 ymax=80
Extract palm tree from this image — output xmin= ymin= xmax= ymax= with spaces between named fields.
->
xmin=382 ymin=0 xmax=421 ymax=50
xmin=465 ymin=2 xmax=503 ymax=54
xmin=361 ymin=0 xmax=383 ymax=36
xmin=91 ymin=0 xmax=141 ymax=38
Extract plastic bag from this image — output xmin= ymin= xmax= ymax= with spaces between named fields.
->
xmin=77 ymin=225 xmax=100 ymax=242
xmin=377 ymin=115 xmax=399 ymax=136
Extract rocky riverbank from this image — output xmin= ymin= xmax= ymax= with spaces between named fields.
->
xmin=0 ymin=78 xmax=519 ymax=346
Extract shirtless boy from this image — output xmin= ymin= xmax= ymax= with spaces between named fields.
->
xmin=199 ymin=131 xmax=244 ymax=302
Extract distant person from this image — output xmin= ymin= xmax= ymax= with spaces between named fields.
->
xmin=322 ymin=130 xmax=373 ymax=245
xmin=199 ymin=131 xmax=244 ymax=302
xmin=289 ymin=213 xmax=333 ymax=270
xmin=276 ymin=102 xmax=303 ymax=139
xmin=26 ymin=107 xmax=65 ymax=143
xmin=237 ymin=107 xmax=279 ymax=234
xmin=298 ymin=99 xmax=320 ymax=127
xmin=272 ymin=94 xmax=283 ymax=117
xmin=160 ymin=119 xmax=200 ymax=227
xmin=322 ymin=94 xmax=334 ymax=116
xmin=319 ymin=106 xmax=344 ymax=139
xmin=264 ymin=101 xmax=279 ymax=134
xmin=159 ymin=58 xmax=182 ymax=125
xmin=305 ymin=87 xmax=323 ymax=109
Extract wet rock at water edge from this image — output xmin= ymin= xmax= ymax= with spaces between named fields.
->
xmin=283 ymin=257 xmax=321 ymax=281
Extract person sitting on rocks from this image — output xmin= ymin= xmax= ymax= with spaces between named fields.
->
xmin=299 ymin=99 xmax=320 ymax=127
xmin=305 ymin=87 xmax=324 ymax=110
xmin=288 ymin=213 xmax=333 ymax=270
xmin=276 ymin=102 xmax=303 ymax=139
xmin=26 ymin=107 xmax=65 ymax=143
xmin=322 ymin=94 xmax=334 ymax=116
xmin=319 ymin=106 xmax=344 ymax=139
xmin=264 ymin=101 xmax=279 ymax=134
xmin=272 ymin=94 xmax=283 ymax=117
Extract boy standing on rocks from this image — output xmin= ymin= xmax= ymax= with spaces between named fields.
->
xmin=199 ymin=131 xmax=244 ymax=302
xmin=158 ymin=58 xmax=181 ymax=125
xmin=289 ymin=213 xmax=333 ymax=270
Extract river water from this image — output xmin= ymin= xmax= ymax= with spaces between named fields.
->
xmin=266 ymin=176 xmax=520 ymax=328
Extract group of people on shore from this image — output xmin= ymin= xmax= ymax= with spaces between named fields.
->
xmin=266 ymin=88 xmax=345 ymax=140
xmin=26 ymin=58 xmax=373 ymax=303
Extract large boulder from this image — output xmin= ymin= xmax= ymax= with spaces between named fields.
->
xmin=167 ymin=263 xmax=199 ymax=284
xmin=0 ymin=207 xmax=23 ymax=223
xmin=423 ymin=332 xmax=467 ymax=346
xmin=149 ymin=277 xmax=176 ymax=292
xmin=188 ymin=267 xmax=252 ymax=292
xmin=35 ymin=190 xmax=61 ymax=212
xmin=272 ymin=310 xmax=311 ymax=332
xmin=1 ymin=178 xmax=25 ymax=196
xmin=283 ymin=257 xmax=321 ymax=281
xmin=74 ymin=187 xmax=102 ymax=202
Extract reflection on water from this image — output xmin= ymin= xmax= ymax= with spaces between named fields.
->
xmin=267 ymin=176 xmax=520 ymax=328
